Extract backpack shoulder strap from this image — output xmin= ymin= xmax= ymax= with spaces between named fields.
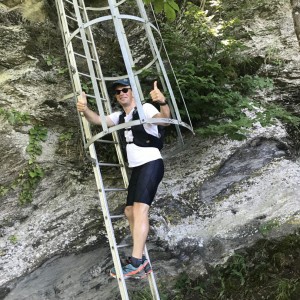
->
xmin=118 ymin=111 xmax=126 ymax=124
xmin=132 ymin=107 xmax=139 ymax=120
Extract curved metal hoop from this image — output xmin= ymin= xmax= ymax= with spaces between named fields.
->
xmin=85 ymin=118 xmax=193 ymax=149
xmin=66 ymin=14 xmax=163 ymax=82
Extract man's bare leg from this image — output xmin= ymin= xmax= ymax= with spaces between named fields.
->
xmin=131 ymin=202 xmax=149 ymax=259
xmin=125 ymin=206 xmax=134 ymax=235
xmin=125 ymin=203 xmax=149 ymax=260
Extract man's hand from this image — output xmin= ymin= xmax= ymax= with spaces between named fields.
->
xmin=77 ymin=92 xmax=88 ymax=112
xmin=150 ymin=81 xmax=166 ymax=104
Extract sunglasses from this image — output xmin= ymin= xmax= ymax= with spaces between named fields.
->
xmin=114 ymin=87 xmax=131 ymax=95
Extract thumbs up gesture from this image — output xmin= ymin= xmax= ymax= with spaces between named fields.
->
xmin=77 ymin=91 xmax=88 ymax=112
xmin=150 ymin=81 xmax=166 ymax=104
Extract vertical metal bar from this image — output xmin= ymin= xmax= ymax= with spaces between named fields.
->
xmin=135 ymin=0 xmax=184 ymax=146
xmin=144 ymin=246 xmax=161 ymax=300
xmin=72 ymin=0 xmax=108 ymax=132
xmin=135 ymin=0 xmax=182 ymax=123
xmin=107 ymin=0 xmax=146 ymax=122
xmin=55 ymin=0 xmax=92 ymax=145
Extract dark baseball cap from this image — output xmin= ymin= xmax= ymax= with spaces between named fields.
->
xmin=111 ymin=78 xmax=131 ymax=90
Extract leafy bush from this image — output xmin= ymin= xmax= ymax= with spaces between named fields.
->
xmin=160 ymin=2 xmax=299 ymax=139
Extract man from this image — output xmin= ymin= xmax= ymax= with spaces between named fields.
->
xmin=77 ymin=79 xmax=170 ymax=278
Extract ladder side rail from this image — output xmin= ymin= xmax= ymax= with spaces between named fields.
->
xmin=91 ymin=157 xmax=130 ymax=300
xmin=108 ymin=0 xmax=146 ymax=122
xmin=141 ymin=18 xmax=184 ymax=145
xmin=134 ymin=1 xmax=182 ymax=123
xmin=126 ymin=2 xmax=184 ymax=146
xmin=149 ymin=4 xmax=194 ymax=134
xmin=55 ymin=0 xmax=91 ymax=146
xmin=133 ymin=4 xmax=168 ymax=93
xmin=72 ymin=0 xmax=109 ymax=132
xmin=143 ymin=245 xmax=161 ymax=300
xmin=70 ymin=3 xmax=130 ymax=297
xmin=78 ymin=0 xmax=111 ymax=115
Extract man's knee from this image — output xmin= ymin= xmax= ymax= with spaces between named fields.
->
xmin=124 ymin=206 xmax=133 ymax=219
xmin=132 ymin=202 xmax=149 ymax=215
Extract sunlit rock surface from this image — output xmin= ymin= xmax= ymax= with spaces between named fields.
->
xmin=0 ymin=1 xmax=299 ymax=299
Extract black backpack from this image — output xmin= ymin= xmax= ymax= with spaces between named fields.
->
xmin=118 ymin=107 xmax=164 ymax=151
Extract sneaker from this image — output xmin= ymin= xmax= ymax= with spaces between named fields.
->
xmin=126 ymin=256 xmax=153 ymax=278
xmin=110 ymin=263 xmax=145 ymax=279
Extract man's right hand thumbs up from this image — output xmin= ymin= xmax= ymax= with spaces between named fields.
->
xmin=77 ymin=91 xmax=87 ymax=112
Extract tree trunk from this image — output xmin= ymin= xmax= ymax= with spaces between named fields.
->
xmin=291 ymin=0 xmax=300 ymax=47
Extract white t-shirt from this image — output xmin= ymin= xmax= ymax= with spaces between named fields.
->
xmin=109 ymin=103 xmax=162 ymax=167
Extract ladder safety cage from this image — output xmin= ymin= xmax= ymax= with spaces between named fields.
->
xmin=55 ymin=0 xmax=194 ymax=299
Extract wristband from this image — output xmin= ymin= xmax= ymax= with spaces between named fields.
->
xmin=159 ymin=100 xmax=168 ymax=106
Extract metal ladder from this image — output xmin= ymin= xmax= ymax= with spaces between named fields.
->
xmin=54 ymin=0 xmax=193 ymax=299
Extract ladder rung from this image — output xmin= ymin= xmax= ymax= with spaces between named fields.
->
xmin=110 ymin=214 xmax=125 ymax=219
xmin=85 ymin=94 xmax=107 ymax=102
xmin=78 ymin=71 xmax=101 ymax=81
xmin=74 ymin=52 xmax=97 ymax=62
xmin=64 ymin=0 xmax=83 ymax=9
xmin=116 ymin=243 xmax=132 ymax=249
xmin=95 ymin=139 xmax=117 ymax=144
xmin=74 ymin=35 xmax=92 ymax=44
xmin=104 ymin=188 xmax=127 ymax=192
xmin=66 ymin=14 xmax=77 ymax=22
xmin=98 ymin=162 xmax=123 ymax=167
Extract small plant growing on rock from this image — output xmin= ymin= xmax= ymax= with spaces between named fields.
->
xmin=0 ymin=110 xmax=48 ymax=205
xmin=8 ymin=235 xmax=18 ymax=244
xmin=17 ymin=125 xmax=48 ymax=204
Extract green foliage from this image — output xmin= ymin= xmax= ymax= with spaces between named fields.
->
xmin=0 ymin=124 xmax=48 ymax=205
xmin=172 ymin=231 xmax=300 ymax=299
xmin=58 ymin=130 xmax=75 ymax=155
xmin=144 ymin=0 xmax=179 ymax=21
xmin=129 ymin=285 xmax=168 ymax=300
xmin=275 ymin=278 xmax=299 ymax=300
xmin=130 ymin=288 xmax=152 ymax=300
xmin=15 ymin=125 xmax=48 ymax=204
xmin=256 ymin=104 xmax=300 ymax=128
xmin=26 ymin=126 xmax=48 ymax=161
xmin=259 ymin=219 xmax=280 ymax=236
xmin=43 ymin=53 xmax=69 ymax=76
xmin=17 ymin=164 xmax=45 ymax=205
xmin=160 ymin=2 xmax=299 ymax=139
xmin=222 ymin=0 xmax=285 ymax=20
xmin=44 ymin=54 xmax=58 ymax=66
xmin=8 ymin=235 xmax=18 ymax=244
xmin=82 ymin=80 xmax=93 ymax=94
xmin=0 ymin=185 xmax=9 ymax=197
xmin=59 ymin=131 xmax=73 ymax=142
xmin=0 ymin=108 xmax=30 ymax=125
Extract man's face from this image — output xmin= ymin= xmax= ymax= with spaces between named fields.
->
xmin=114 ymin=85 xmax=133 ymax=106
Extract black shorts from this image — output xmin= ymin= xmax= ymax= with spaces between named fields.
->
xmin=126 ymin=159 xmax=164 ymax=206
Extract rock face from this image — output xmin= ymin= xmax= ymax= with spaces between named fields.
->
xmin=0 ymin=1 xmax=300 ymax=299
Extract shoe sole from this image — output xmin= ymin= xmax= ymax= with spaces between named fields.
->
xmin=124 ymin=258 xmax=153 ymax=278
xmin=110 ymin=262 xmax=147 ymax=279
xmin=140 ymin=269 xmax=153 ymax=279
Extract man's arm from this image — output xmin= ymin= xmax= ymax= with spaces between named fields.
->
xmin=77 ymin=92 xmax=114 ymax=126
xmin=150 ymin=81 xmax=171 ymax=124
